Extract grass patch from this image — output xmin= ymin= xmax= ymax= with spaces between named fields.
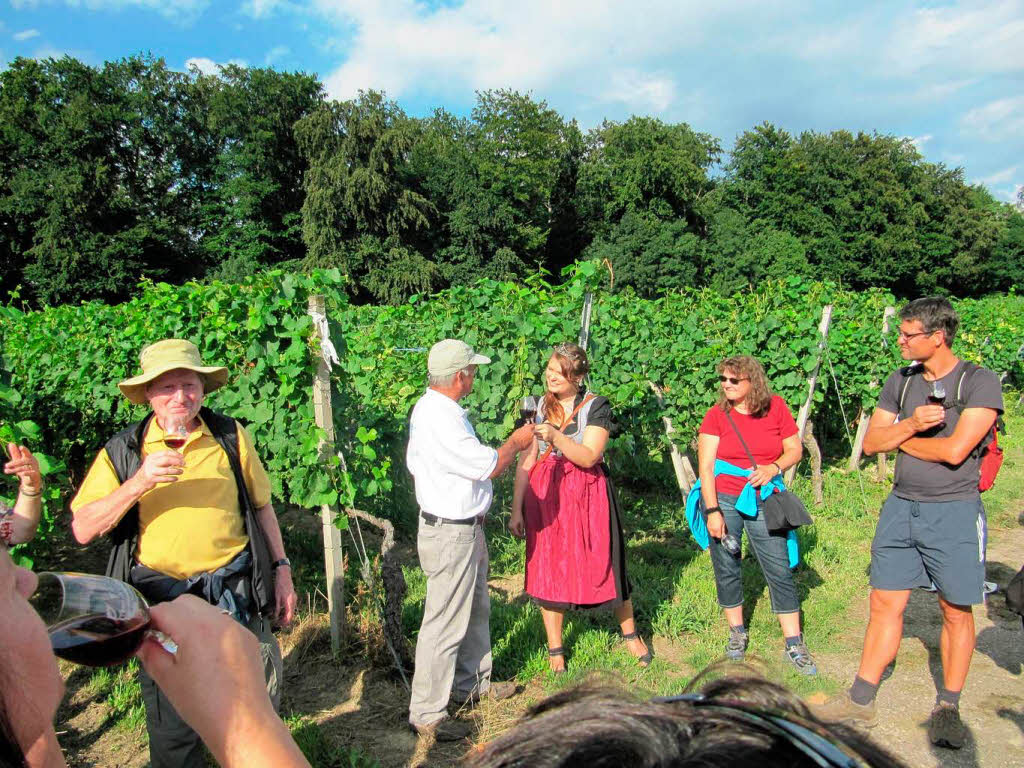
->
xmin=84 ymin=659 xmax=146 ymax=731
xmin=286 ymin=715 xmax=382 ymax=767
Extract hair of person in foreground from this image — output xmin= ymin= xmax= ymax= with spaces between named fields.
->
xmin=469 ymin=666 xmax=909 ymax=768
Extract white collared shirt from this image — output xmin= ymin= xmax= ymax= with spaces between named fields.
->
xmin=406 ymin=388 xmax=498 ymax=520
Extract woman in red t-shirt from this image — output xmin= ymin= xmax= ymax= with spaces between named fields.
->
xmin=697 ymin=355 xmax=816 ymax=675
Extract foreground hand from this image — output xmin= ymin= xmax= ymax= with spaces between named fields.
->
xmin=138 ymin=595 xmax=309 ymax=768
xmin=910 ymin=404 xmax=945 ymax=432
xmin=4 ymin=444 xmax=42 ymax=494
xmin=135 ymin=450 xmax=185 ymax=490
xmin=274 ymin=568 xmax=298 ymax=627
xmin=706 ymin=511 xmax=726 ymax=539
xmin=510 ymin=423 xmax=536 ymax=450
xmin=747 ymin=463 xmax=778 ymax=488
xmin=509 ymin=510 xmax=525 ymax=538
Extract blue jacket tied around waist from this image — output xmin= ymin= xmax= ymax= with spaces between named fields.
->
xmin=684 ymin=459 xmax=800 ymax=568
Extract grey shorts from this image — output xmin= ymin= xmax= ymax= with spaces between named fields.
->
xmin=870 ymin=493 xmax=987 ymax=606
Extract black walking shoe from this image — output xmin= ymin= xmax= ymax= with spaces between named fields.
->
xmin=929 ymin=702 xmax=967 ymax=749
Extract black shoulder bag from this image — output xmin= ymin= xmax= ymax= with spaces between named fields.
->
xmin=724 ymin=409 xmax=813 ymax=533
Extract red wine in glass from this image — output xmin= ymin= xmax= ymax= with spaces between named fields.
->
xmin=929 ymin=381 xmax=947 ymax=429
xmin=49 ymin=613 xmax=150 ymax=666
xmin=520 ymin=395 xmax=537 ymax=424
xmin=163 ymin=422 xmax=189 ymax=452
xmin=30 ymin=572 xmax=159 ymax=667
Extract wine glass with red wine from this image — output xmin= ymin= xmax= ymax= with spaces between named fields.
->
xmin=163 ymin=421 xmax=189 ymax=452
xmin=30 ymin=572 xmax=155 ymax=667
xmin=520 ymin=395 xmax=537 ymax=425
xmin=929 ymin=380 xmax=947 ymax=429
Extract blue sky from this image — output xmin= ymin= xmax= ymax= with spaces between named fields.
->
xmin=2 ymin=0 xmax=1022 ymax=203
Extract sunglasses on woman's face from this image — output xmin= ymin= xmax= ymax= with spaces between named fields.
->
xmin=651 ymin=694 xmax=867 ymax=768
xmin=719 ymin=376 xmax=748 ymax=385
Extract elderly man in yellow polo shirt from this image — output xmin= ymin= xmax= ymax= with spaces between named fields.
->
xmin=71 ymin=339 xmax=297 ymax=768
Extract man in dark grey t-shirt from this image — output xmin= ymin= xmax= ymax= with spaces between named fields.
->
xmin=816 ymin=297 xmax=1002 ymax=750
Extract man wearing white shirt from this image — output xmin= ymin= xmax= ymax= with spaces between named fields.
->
xmin=407 ymin=339 xmax=535 ymax=741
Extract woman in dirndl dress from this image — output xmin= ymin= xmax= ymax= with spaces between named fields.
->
xmin=509 ymin=343 xmax=650 ymax=674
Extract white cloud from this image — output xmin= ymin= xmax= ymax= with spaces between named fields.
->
xmin=314 ymin=0 xmax=768 ymax=110
xmin=264 ymin=44 xmax=290 ymax=66
xmin=909 ymin=134 xmax=933 ymax=150
xmin=883 ymin=0 xmax=1024 ymax=77
xmin=184 ymin=56 xmax=249 ymax=76
xmin=976 ymin=164 xmax=1018 ymax=187
xmin=13 ymin=29 xmax=41 ymax=41
xmin=242 ymin=0 xmax=286 ymax=18
xmin=960 ymin=96 xmax=1024 ymax=142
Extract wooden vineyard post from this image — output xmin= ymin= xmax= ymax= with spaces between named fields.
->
xmin=648 ymin=381 xmax=696 ymax=499
xmin=786 ymin=305 xmax=833 ymax=486
xmin=308 ymin=294 xmax=345 ymax=654
xmin=578 ymin=292 xmax=594 ymax=350
xmin=847 ymin=306 xmax=895 ymax=472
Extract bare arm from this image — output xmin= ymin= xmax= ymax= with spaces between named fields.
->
xmin=863 ymin=405 xmax=944 ymax=456
xmin=508 ymin=440 xmax=538 ymax=538
xmin=899 ymin=407 xmax=999 ymax=465
xmin=256 ymin=502 xmax=297 ymax=626
xmin=697 ymin=433 xmax=725 ymax=539
xmin=4 ymin=444 xmax=43 ymax=545
xmin=488 ymin=424 xmax=535 ymax=479
xmin=537 ymin=424 xmax=609 ymax=469
xmin=71 ymin=451 xmax=184 ymax=544
xmin=747 ymin=433 xmax=803 ymax=488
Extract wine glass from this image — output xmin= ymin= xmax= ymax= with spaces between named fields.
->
xmin=29 ymin=572 xmax=174 ymax=667
xmin=520 ymin=395 xmax=538 ymax=425
xmin=163 ymin=421 xmax=189 ymax=452
xmin=929 ymin=380 xmax=947 ymax=429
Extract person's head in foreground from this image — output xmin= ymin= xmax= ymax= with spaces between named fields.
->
xmin=470 ymin=667 xmax=908 ymax=768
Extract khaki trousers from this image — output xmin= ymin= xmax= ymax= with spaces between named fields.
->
xmin=409 ymin=516 xmax=492 ymax=726
xmin=139 ymin=612 xmax=282 ymax=768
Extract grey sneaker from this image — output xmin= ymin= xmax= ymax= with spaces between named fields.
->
xmin=411 ymin=717 xmax=474 ymax=742
xmin=725 ymin=630 xmax=749 ymax=660
xmin=929 ymin=702 xmax=967 ymax=749
xmin=450 ymin=680 xmax=517 ymax=706
xmin=783 ymin=641 xmax=818 ymax=676
xmin=812 ymin=690 xmax=878 ymax=728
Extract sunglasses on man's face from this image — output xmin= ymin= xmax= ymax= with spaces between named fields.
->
xmin=719 ymin=376 xmax=748 ymax=385
xmin=651 ymin=693 xmax=867 ymax=768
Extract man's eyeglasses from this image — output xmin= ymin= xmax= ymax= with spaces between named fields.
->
xmin=651 ymin=693 xmax=867 ymax=768
xmin=719 ymin=376 xmax=748 ymax=385
xmin=896 ymin=329 xmax=936 ymax=341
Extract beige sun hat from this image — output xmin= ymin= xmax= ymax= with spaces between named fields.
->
xmin=118 ymin=339 xmax=229 ymax=405
xmin=427 ymin=339 xmax=491 ymax=377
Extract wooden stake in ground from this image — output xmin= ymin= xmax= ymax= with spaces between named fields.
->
xmin=786 ymin=305 xmax=833 ymax=486
xmin=578 ymin=291 xmax=594 ymax=350
xmin=648 ymin=381 xmax=696 ymax=499
xmin=847 ymin=306 xmax=895 ymax=473
xmin=308 ymin=294 xmax=345 ymax=654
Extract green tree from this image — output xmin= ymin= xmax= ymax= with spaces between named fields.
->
xmin=296 ymin=91 xmax=437 ymax=303
xmin=577 ymin=116 xmax=720 ymax=295
xmin=197 ymin=64 xmax=324 ymax=281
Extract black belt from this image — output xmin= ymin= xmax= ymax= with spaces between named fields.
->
xmin=420 ymin=511 xmax=484 ymax=526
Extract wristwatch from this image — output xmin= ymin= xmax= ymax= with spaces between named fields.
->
xmin=271 ymin=558 xmax=291 ymax=570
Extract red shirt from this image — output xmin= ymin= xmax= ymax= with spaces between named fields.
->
xmin=698 ymin=395 xmax=799 ymax=496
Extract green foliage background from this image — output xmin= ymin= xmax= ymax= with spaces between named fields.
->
xmin=3 ymin=262 xmax=1022 ymax=563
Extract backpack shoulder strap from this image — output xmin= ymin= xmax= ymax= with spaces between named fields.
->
xmin=897 ymin=364 xmax=922 ymax=417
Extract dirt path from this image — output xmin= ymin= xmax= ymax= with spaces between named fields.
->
xmin=812 ymin=520 xmax=1024 ymax=768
